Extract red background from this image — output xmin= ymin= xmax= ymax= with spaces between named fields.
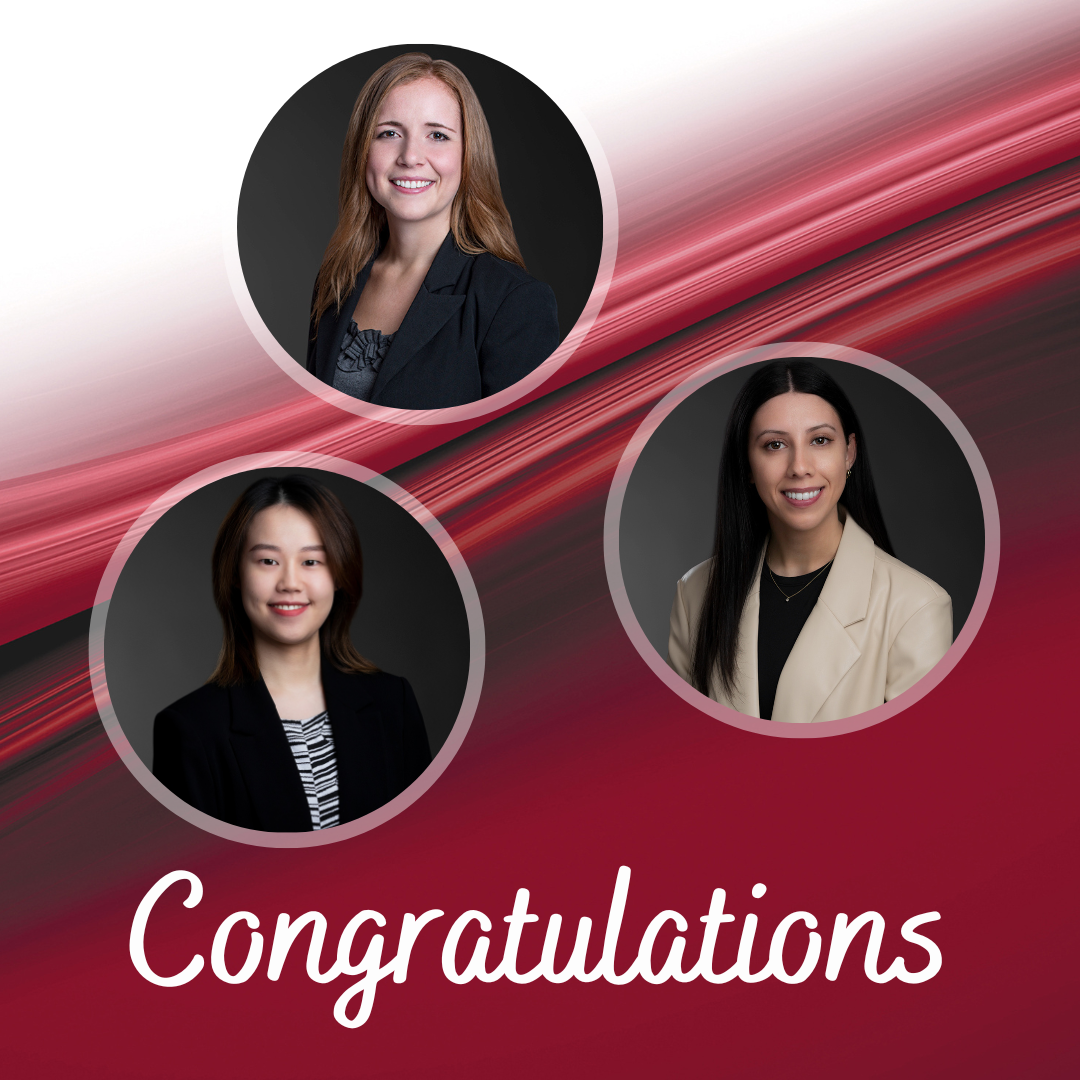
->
xmin=1 ymin=18 xmax=1078 ymax=1078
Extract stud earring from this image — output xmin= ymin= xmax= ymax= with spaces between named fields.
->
xmin=846 ymin=467 xmax=852 ymax=477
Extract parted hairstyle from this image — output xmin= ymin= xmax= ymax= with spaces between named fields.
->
xmin=312 ymin=52 xmax=525 ymax=326
xmin=690 ymin=360 xmax=894 ymax=698
xmin=209 ymin=475 xmax=377 ymax=686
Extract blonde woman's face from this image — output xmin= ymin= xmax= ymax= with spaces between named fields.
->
xmin=748 ymin=392 xmax=857 ymax=536
xmin=239 ymin=505 xmax=336 ymax=651
xmin=366 ymin=78 xmax=463 ymax=229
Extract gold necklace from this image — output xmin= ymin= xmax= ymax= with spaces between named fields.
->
xmin=768 ymin=560 xmax=832 ymax=602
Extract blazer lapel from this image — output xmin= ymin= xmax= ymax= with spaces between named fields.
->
xmin=771 ymin=512 xmax=875 ymax=723
xmin=771 ymin=603 xmax=861 ymax=723
xmin=370 ymin=233 xmax=469 ymax=399
xmin=228 ymin=678 xmax=312 ymax=831
xmin=322 ymin=662 xmax=390 ymax=823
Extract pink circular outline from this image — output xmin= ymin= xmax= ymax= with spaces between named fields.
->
xmin=89 ymin=451 xmax=485 ymax=845
xmin=603 ymin=341 xmax=1000 ymax=738
xmin=223 ymin=49 xmax=619 ymax=426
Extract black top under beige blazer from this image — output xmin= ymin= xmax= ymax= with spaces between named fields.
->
xmin=307 ymin=233 xmax=559 ymax=409
xmin=668 ymin=514 xmax=953 ymax=723
xmin=153 ymin=661 xmax=432 ymax=831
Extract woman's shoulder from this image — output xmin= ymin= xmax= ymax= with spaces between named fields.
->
xmin=870 ymin=547 xmax=951 ymax=608
xmin=324 ymin=666 xmax=416 ymax=706
xmin=467 ymin=251 xmax=554 ymax=302
xmin=676 ymin=558 xmax=714 ymax=610
xmin=339 ymin=667 xmax=409 ymax=688
xmin=156 ymin=682 xmax=230 ymax=723
xmin=470 ymin=249 xmax=534 ymax=280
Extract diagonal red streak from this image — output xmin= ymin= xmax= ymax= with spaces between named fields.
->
xmin=1 ymin=163 xmax=1077 ymax=800
xmin=0 ymin=58 xmax=1077 ymax=648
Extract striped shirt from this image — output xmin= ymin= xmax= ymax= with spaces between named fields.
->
xmin=280 ymin=711 xmax=340 ymax=830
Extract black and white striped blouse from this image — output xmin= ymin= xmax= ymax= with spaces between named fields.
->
xmin=280 ymin=711 xmax=339 ymax=830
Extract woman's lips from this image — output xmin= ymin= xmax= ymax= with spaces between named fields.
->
xmin=268 ymin=603 xmax=310 ymax=617
xmin=782 ymin=487 xmax=823 ymax=506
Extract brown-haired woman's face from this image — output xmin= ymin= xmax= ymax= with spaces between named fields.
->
xmin=748 ymin=392 xmax=857 ymax=535
xmin=239 ymin=505 xmax=336 ymax=651
xmin=366 ymin=77 xmax=463 ymax=229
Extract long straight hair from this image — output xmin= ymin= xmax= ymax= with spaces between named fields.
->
xmin=209 ymin=475 xmax=377 ymax=686
xmin=690 ymin=360 xmax=894 ymax=698
xmin=312 ymin=52 xmax=525 ymax=327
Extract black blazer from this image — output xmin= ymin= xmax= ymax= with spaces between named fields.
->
xmin=152 ymin=661 xmax=432 ymax=832
xmin=307 ymin=232 xmax=559 ymax=409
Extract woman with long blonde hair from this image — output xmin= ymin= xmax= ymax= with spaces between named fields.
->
xmin=307 ymin=53 xmax=559 ymax=409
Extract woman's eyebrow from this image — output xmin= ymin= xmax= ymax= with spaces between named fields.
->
xmin=755 ymin=422 xmax=838 ymax=438
xmin=375 ymin=120 xmax=457 ymax=132
xmin=248 ymin=542 xmax=325 ymax=553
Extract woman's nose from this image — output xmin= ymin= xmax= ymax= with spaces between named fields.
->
xmin=789 ymin=447 xmax=811 ymax=475
xmin=397 ymin=137 xmax=425 ymax=167
xmin=277 ymin=563 xmax=302 ymax=591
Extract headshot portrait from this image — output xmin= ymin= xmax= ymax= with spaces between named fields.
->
xmin=237 ymin=45 xmax=605 ymax=411
xmin=616 ymin=355 xmax=989 ymax=728
xmin=102 ymin=467 xmax=474 ymax=835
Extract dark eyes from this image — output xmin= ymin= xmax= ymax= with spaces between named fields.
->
xmin=761 ymin=436 xmax=832 ymax=451
xmin=375 ymin=128 xmax=451 ymax=141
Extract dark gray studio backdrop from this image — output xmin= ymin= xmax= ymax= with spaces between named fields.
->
xmin=105 ymin=469 xmax=471 ymax=770
xmin=620 ymin=358 xmax=985 ymax=658
xmin=238 ymin=44 xmax=603 ymax=364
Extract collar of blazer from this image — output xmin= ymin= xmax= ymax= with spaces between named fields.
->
xmin=368 ymin=231 xmax=471 ymax=400
xmin=226 ymin=657 xmax=381 ymax=830
xmin=372 ymin=232 xmax=470 ymax=398
xmin=730 ymin=509 xmax=877 ymax=723
xmin=318 ymin=231 xmax=471 ymax=392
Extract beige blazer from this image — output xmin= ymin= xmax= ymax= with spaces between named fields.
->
xmin=667 ymin=514 xmax=952 ymax=723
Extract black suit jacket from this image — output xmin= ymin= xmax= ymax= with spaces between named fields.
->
xmin=152 ymin=662 xmax=432 ymax=832
xmin=307 ymin=233 xmax=559 ymax=409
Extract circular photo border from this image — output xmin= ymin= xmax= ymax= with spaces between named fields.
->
xmin=604 ymin=341 xmax=1001 ymax=738
xmin=224 ymin=45 xmax=619 ymax=425
xmin=90 ymin=451 xmax=485 ymax=845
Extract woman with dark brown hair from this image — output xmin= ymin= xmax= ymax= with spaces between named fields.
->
xmin=307 ymin=52 xmax=559 ymax=409
xmin=153 ymin=476 xmax=431 ymax=831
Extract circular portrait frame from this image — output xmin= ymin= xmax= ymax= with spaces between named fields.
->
xmin=225 ymin=43 xmax=618 ymax=424
xmin=604 ymin=341 xmax=1000 ymax=738
xmin=90 ymin=451 xmax=485 ymax=846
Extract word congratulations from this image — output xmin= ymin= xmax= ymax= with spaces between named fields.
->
xmin=130 ymin=867 xmax=941 ymax=1028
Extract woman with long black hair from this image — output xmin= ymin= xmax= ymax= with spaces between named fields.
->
xmin=668 ymin=359 xmax=952 ymax=723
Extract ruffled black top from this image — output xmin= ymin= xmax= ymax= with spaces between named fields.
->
xmin=331 ymin=323 xmax=395 ymax=401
